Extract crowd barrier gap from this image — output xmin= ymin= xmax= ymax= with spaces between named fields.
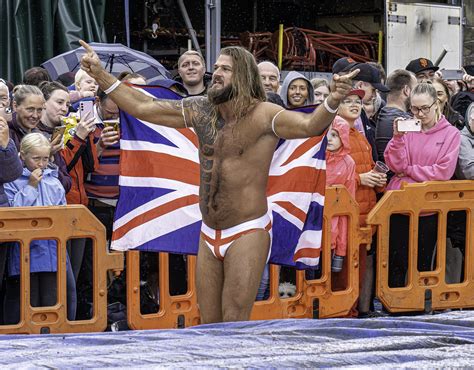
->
xmin=2 ymin=181 xmax=472 ymax=333
xmin=367 ymin=180 xmax=474 ymax=313
xmin=126 ymin=186 xmax=370 ymax=330
xmin=0 ymin=205 xmax=123 ymax=334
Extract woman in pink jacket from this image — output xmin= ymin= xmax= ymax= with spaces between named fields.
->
xmin=384 ymin=82 xmax=460 ymax=288
xmin=326 ymin=117 xmax=356 ymax=272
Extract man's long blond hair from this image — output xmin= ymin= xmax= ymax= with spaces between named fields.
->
xmin=209 ymin=46 xmax=266 ymax=139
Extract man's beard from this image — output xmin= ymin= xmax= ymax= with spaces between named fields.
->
xmin=208 ymin=83 xmax=233 ymax=105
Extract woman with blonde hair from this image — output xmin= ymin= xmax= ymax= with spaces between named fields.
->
xmin=385 ymin=82 xmax=461 ymax=288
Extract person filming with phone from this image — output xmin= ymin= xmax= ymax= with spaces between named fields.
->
xmin=37 ymin=81 xmax=72 ymax=193
xmin=384 ymin=82 xmax=461 ymax=288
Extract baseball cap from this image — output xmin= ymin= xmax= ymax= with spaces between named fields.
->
xmin=463 ymin=65 xmax=474 ymax=76
xmin=347 ymin=89 xmax=365 ymax=100
xmin=332 ymin=57 xmax=361 ymax=74
xmin=353 ymin=63 xmax=389 ymax=92
xmin=406 ymin=58 xmax=439 ymax=75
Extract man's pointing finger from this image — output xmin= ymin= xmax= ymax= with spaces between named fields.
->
xmin=344 ymin=69 xmax=360 ymax=80
xmin=79 ymin=40 xmax=93 ymax=54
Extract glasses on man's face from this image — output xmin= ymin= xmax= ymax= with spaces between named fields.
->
xmin=342 ymin=98 xmax=362 ymax=106
xmin=410 ymin=101 xmax=436 ymax=115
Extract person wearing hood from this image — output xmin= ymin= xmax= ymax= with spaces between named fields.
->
xmin=279 ymin=71 xmax=314 ymax=109
xmin=326 ymin=117 xmax=356 ymax=272
xmin=385 ymin=83 xmax=461 ymax=288
xmin=333 ymin=89 xmax=386 ymax=318
xmin=456 ymin=102 xmax=474 ymax=179
xmin=3 ymin=133 xmax=76 ymax=324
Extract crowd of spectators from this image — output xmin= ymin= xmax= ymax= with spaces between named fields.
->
xmin=0 ymin=49 xmax=473 ymax=325
xmin=259 ymin=56 xmax=473 ymax=317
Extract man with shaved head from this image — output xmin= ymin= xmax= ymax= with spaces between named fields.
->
xmin=177 ymin=50 xmax=207 ymax=96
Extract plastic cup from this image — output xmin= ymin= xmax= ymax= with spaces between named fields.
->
xmin=373 ymin=160 xmax=389 ymax=174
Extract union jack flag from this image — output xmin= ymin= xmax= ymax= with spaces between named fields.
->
xmin=110 ymin=86 xmax=326 ymax=269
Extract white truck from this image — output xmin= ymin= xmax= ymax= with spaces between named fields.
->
xmin=386 ymin=1 xmax=463 ymax=72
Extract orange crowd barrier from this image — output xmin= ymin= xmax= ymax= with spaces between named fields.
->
xmin=367 ymin=180 xmax=474 ymax=313
xmin=251 ymin=185 xmax=371 ymax=320
xmin=127 ymin=186 xmax=371 ymax=329
xmin=126 ymin=251 xmax=200 ymax=330
xmin=0 ymin=205 xmax=123 ymax=334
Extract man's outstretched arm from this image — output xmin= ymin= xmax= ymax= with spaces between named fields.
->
xmin=270 ymin=70 xmax=359 ymax=139
xmin=79 ymin=40 xmax=185 ymax=128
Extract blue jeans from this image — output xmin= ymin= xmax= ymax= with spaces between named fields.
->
xmin=256 ymin=264 xmax=270 ymax=301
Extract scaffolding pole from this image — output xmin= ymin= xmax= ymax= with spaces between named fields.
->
xmin=205 ymin=0 xmax=221 ymax=71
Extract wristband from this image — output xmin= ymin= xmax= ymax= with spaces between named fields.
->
xmin=323 ymin=98 xmax=338 ymax=114
xmin=104 ymin=80 xmax=121 ymax=95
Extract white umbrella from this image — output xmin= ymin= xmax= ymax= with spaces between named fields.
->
xmin=42 ymin=42 xmax=171 ymax=84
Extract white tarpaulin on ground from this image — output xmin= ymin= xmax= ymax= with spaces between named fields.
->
xmin=1 ymin=311 xmax=474 ymax=367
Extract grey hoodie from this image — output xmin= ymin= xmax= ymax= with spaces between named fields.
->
xmin=279 ymin=71 xmax=314 ymax=108
xmin=455 ymin=102 xmax=474 ymax=180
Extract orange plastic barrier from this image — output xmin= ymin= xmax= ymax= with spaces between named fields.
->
xmin=251 ymin=185 xmax=371 ymax=320
xmin=127 ymin=186 xmax=371 ymax=329
xmin=367 ymin=181 xmax=474 ymax=313
xmin=126 ymin=251 xmax=200 ymax=329
xmin=0 ymin=205 xmax=123 ymax=334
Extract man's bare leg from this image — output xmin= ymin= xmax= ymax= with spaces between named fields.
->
xmin=221 ymin=230 xmax=270 ymax=322
xmin=196 ymin=237 xmax=225 ymax=324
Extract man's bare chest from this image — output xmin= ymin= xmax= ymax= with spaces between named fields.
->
xmin=197 ymin=120 xmax=261 ymax=159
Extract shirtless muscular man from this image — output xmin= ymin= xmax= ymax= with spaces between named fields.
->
xmin=79 ymin=40 xmax=358 ymax=324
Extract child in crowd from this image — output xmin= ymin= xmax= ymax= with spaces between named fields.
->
xmin=334 ymin=89 xmax=386 ymax=317
xmin=3 ymin=133 xmax=76 ymax=323
xmin=74 ymin=69 xmax=99 ymax=99
xmin=70 ymin=69 xmax=99 ymax=109
xmin=326 ymin=117 xmax=356 ymax=272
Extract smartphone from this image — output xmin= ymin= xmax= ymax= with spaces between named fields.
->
xmin=51 ymin=125 xmax=66 ymax=142
xmin=398 ymin=119 xmax=421 ymax=132
xmin=441 ymin=69 xmax=464 ymax=81
xmin=79 ymin=100 xmax=95 ymax=121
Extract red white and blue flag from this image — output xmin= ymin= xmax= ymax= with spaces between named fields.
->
xmin=110 ymin=86 xmax=326 ymax=269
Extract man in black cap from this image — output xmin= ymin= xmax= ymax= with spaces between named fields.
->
xmin=332 ymin=58 xmax=389 ymax=160
xmin=405 ymin=57 xmax=439 ymax=82
xmin=333 ymin=58 xmax=389 ymax=105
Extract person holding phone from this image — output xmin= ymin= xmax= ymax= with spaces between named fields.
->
xmin=384 ymin=83 xmax=461 ymax=288
xmin=37 ymin=81 xmax=72 ymax=193
xmin=57 ymin=107 xmax=98 ymax=289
